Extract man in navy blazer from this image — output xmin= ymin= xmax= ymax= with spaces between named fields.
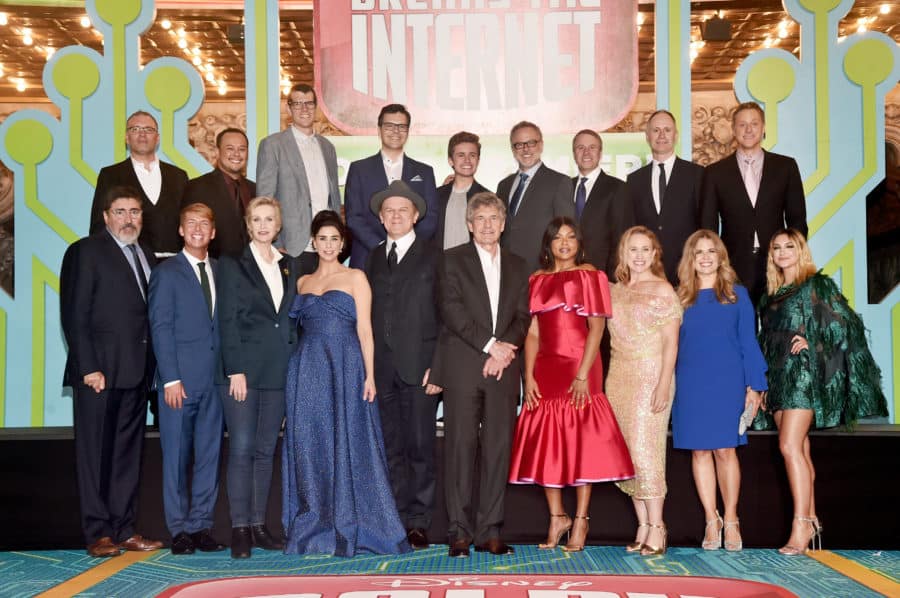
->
xmin=345 ymin=104 xmax=438 ymax=268
xmin=435 ymin=131 xmax=487 ymax=251
xmin=149 ymin=203 xmax=225 ymax=555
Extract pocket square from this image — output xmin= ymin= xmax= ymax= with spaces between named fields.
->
xmin=410 ymin=174 xmax=423 ymax=182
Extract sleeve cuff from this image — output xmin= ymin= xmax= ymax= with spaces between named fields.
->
xmin=163 ymin=380 xmax=181 ymax=388
xmin=482 ymin=336 xmax=497 ymax=354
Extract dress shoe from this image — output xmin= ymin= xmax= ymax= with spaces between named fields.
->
xmin=231 ymin=527 xmax=252 ymax=559
xmin=118 ymin=534 xmax=163 ymax=552
xmin=448 ymin=538 xmax=471 ymax=558
xmin=87 ymin=536 xmax=121 ymax=558
xmin=406 ymin=528 xmax=429 ymax=550
xmin=250 ymin=524 xmax=284 ymax=550
xmin=475 ymin=538 xmax=515 ymax=555
xmin=190 ymin=529 xmax=226 ymax=552
xmin=171 ymin=532 xmax=195 ymax=555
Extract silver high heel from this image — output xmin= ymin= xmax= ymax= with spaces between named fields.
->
xmin=778 ymin=515 xmax=816 ymax=556
xmin=723 ymin=519 xmax=743 ymax=551
xmin=701 ymin=511 xmax=723 ymax=550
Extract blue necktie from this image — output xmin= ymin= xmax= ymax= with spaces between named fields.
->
xmin=508 ymin=172 xmax=529 ymax=220
xmin=575 ymin=176 xmax=587 ymax=219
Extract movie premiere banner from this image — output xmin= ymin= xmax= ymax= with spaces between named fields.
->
xmin=314 ymin=1 xmax=638 ymax=135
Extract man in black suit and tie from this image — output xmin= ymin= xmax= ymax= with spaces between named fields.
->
xmin=184 ymin=128 xmax=255 ymax=258
xmin=60 ymin=185 xmax=164 ymax=558
xmin=497 ymin=121 xmax=574 ymax=270
xmin=364 ymin=180 xmax=441 ymax=551
xmin=428 ymin=192 xmax=530 ymax=558
xmin=571 ymin=129 xmax=630 ymax=276
xmin=435 ymin=131 xmax=487 ymax=251
xmin=626 ymin=110 xmax=705 ymax=284
xmin=89 ymin=111 xmax=188 ymax=257
xmin=701 ymin=101 xmax=807 ymax=305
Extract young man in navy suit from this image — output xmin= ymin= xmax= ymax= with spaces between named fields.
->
xmin=345 ymin=104 xmax=439 ymax=268
xmin=149 ymin=203 xmax=225 ymax=555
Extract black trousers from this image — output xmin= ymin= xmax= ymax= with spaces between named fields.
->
xmin=72 ymin=382 xmax=147 ymax=544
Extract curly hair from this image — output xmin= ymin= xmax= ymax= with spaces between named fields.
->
xmin=676 ymin=229 xmax=738 ymax=307
xmin=614 ymin=225 xmax=665 ymax=284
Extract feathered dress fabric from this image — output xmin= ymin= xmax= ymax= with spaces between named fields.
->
xmin=673 ymin=285 xmax=768 ymax=450
xmin=282 ymin=290 xmax=410 ymax=556
xmin=606 ymin=283 xmax=682 ymax=499
xmin=508 ymin=269 xmax=634 ymax=487
xmin=753 ymin=272 xmax=888 ymax=430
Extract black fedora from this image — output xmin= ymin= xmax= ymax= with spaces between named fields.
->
xmin=370 ymin=180 xmax=427 ymax=217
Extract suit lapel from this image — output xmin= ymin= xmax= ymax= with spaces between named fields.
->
xmin=368 ymin=153 xmax=390 ymax=188
xmin=755 ymin=150 xmax=775 ymax=211
xmin=240 ymin=248 xmax=277 ymax=312
xmin=637 ymin=165 xmax=660 ymax=222
xmin=495 ymin=249 xmax=516 ymax=334
xmin=464 ymin=243 xmax=493 ymax=333
xmin=277 ymin=254 xmax=294 ymax=314
xmin=279 ymin=130 xmax=311 ymax=195
xmin=103 ymin=230 xmax=146 ymax=303
xmin=725 ymin=153 xmax=754 ymax=210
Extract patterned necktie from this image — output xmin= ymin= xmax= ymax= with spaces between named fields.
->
xmin=198 ymin=261 xmax=213 ymax=317
xmin=508 ymin=172 xmax=529 ymax=219
xmin=575 ymin=176 xmax=588 ymax=219
xmin=743 ymin=157 xmax=759 ymax=206
xmin=388 ymin=241 xmax=398 ymax=271
xmin=127 ymin=244 xmax=148 ymax=300
xmin=657 ymin=162 xmax=667 ymax=212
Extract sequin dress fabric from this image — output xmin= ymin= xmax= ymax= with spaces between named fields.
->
xmin=508 ymin=270 xmax=634 ymax=487
xmin=606 ymin=283 xmax=682 ymax=499
xmin=282 ymin=290 xmax=410 ymax=556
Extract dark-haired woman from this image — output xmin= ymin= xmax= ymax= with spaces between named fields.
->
xmin=672 ymin=230 xmax=767 ymax=552
xmin=756 ymin=228 xmax=887 ymax=555
xmin=282 ymin=210 xmax=410 ymax=556
xmin=509 ymin=218 xmax=634 ymax=552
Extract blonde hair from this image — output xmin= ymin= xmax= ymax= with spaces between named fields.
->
xmin=245 ymin=196 xmax=282 ymax=233
xmin=180 ymin=202 xmax=214 ymax=225
xmin=766 ymin=228 xmax=817 ymax=294
xmin=614 ymin=225 xmax=666 ymax=284
xmin=676 ymin=229 xmax=738 ymax=306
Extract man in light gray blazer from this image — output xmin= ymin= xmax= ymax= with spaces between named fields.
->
xmin=256 ymin=83 xmax=341 ymax=259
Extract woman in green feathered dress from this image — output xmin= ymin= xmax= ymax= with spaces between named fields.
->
xmin=755 ymin=228 xmax=888 ymax=556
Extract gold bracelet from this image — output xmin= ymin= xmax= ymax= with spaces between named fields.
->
xmin=575 ymin=376 xmax=587 ymax=382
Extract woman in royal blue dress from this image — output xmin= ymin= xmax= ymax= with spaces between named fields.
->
xmin=282 ymin=210 xmax=409 ymax=556
xmin=673 ymin=230 xmax=767 ymax=552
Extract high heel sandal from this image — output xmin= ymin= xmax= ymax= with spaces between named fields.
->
xmin=625 ymin=522 xmax=649 ymax=552
xmin=640 ymin=523 xmax=667 ymax=556
xmin=538 ymin=514 xmax=572 ymax=549
xmin=778 ymin=515 xmax=816 ymax=556
xmin=810 ymin=517 xmax=823 ymax=551
xmin=561 ymin=515 xmax=589 ymax=552
xmin=701 ymin=511 xmax=723 ymax=550
xmin=723 ymin=519 xmax=743 ymax=551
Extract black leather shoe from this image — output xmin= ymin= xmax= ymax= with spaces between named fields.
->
xmin=171 ymin=532 xmax=195 ymax=555
xmin=475 ymin=538 xmax=515 ymax=555
xmin=231 ymin=527 xmax=252 ymax=559
xmin=407 ymin=528 xmax=429 ymax=550
xmin=250 ymin=524 xmax=284 ymax=550
xmin=448 ymin=538 xmax=471 ymax=558
xmin=190 ymin=529 xmax=226 ymax=552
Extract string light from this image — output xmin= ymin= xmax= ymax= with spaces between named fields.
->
xmin=0 ymin=13 xmax=8 ymax=26
xmin=880 ymin=4 xmax=890 ymax=15
xmin=15 ymin=77 xmax=25 ymax=92
xmin=80 ymin=16 xmax=90 ymax=28
xmin=23 ymin=27 xmax=33 ymax=46
xmin=161 ymin=19 xmax=171 ymax=29
xmin=177 ymin=38 xmax=187 ymax=49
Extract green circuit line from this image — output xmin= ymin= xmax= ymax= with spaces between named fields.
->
xmin=31 ymin=257 xmax=58 ymax=427
xmin=802 ymin=8 xmax=832 ymax=195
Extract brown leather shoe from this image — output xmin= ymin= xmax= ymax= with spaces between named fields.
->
xmin=474 ymin=538 xmax=515 ymax=555
xmin=448 ymin=538 xmax=471 ymax=558
xmin=87 ymin=536 xmax=121 ymax=558
xmin=118 ymin=534 xmax=163 ymax=551
xmin=407 ymin=528 xmax=429 ymax=550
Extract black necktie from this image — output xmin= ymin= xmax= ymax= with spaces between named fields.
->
xmin=388 ymin=241 xmax=398 ymax=271
xmin=507 ymin=172 xmax=529 ymax=221
xmin=198 ymin=261 xmax=213 ymax=317
xmin=127 ymin=244 xmax=148 ymax=300
xmin=575 ymin=176 xmax=588 ymax=219
xmin=657 ymin=163 xmax=667 ymax=212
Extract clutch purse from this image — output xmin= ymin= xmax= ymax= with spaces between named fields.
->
xmin=738 ymin=403 xmax=756 ymax=435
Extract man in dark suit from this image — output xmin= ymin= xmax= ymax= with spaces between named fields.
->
xmin=89 ymin=111 xmax=188 ymax=257
xmin=345 ymin=104 xmax=439 ymax=268
xmin=149 ymin=203 xmax=225 ymax=556
xmin=571 ymin=129 xmax=630 ymax=276
xmin=496 ymin=121 xmax=574 ymax=270
xmin=60 ymin=185 xmax=163 ymax=558
xmin=435 ymin=131 xmax=487 ymax=251
xmin=184 ymin=128 xmax=255 ymax=258
xmin=364 ymin=181 xmax=441 ymax=550
xmin=626 ymin=110 xmax=705 ymax=284
xmin=428 ymin=192 xmax=530 ymax=557
xmin=256 ymin=83 xmax=341 ymax=258
xmin=701 ymin=101 xmax=807 ymax=304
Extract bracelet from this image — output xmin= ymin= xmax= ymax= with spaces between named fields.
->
xmin=574 ymin=376 xmax=587 ymax=382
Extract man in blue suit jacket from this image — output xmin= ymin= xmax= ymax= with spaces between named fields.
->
xmin=149 ymin=203 xmax=225 ymax=555
xmin=345 ymin=104 xmax=438 ymax=268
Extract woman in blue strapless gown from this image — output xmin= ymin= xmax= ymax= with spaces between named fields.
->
xmin=282 ymin=211 xmax=410 ymax=556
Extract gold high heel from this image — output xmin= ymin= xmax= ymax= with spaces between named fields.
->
xmin=723 ymin=519 xmax=743 ymax=551
xmin=625 ymin=522 xmax=649 ymax=552
xmin=640 ymin=523 xmax=667 ymax=556
xmin=561 ymin=515 xmax=589 ymax=552
xmin=701 ymin=511 xmax=723 ymax=550
xmin=779 ymin=515 xmax=816 ymax=556
xmin=538 ymin=514 xmax=572 ymax=549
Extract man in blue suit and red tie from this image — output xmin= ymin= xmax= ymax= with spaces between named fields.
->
xmin=345 ymin=104 xmax=438 ymax=268
xmin=149 ymin=203 xmax=226 ymax=555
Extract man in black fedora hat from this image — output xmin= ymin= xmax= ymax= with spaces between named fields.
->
xmin=364 ymin=180 xmax=442 ymax=550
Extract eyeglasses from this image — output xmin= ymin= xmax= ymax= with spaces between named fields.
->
xmin=380 ymin=122 xmax=410 ymax=133
xmin=512 ymin=139 xmax=540 ymax=151
xmin=109 ymin=208 xmax=143 ymax=218
xmin=126 ymin=126 xmax=158 ymax=134
xmin=288 ymin=100 xmax=316 ymax=111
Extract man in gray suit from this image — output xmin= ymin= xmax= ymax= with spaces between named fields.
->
xmin=256 ymin=83 xmax=341 ymax=261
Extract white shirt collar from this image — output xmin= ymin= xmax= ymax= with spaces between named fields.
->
xmin=130 ymin=155 xmax=159 ymax=173
xmin=385 ymin=229 xmax=416 ymax=262
xmin=518 ymin=161 xmax=542 ymax=178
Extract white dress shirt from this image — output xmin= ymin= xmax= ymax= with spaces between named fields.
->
xmin=385 ymin=229 xmax=416 ymax=263
xmin=382 ymin=152 xmax=404 ymax=183
xmin=131 ymin=156 xmax=161 ymax=205
xmin=474 ymin=242 xmax=501 ymax=353
xmin=650 ymin=154 xmax=677 ymax=214
xmin=291 ymin=127 xmax=331 ymax=252
xmin=250 ymin=242 xmax=284 ymax=311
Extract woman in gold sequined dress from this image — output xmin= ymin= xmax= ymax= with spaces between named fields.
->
xmin=606 ymin=226 xmax=682 ymax=556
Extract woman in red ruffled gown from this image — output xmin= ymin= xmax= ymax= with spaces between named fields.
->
xmin=508 ymin=217 xmax=634 ymax=552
